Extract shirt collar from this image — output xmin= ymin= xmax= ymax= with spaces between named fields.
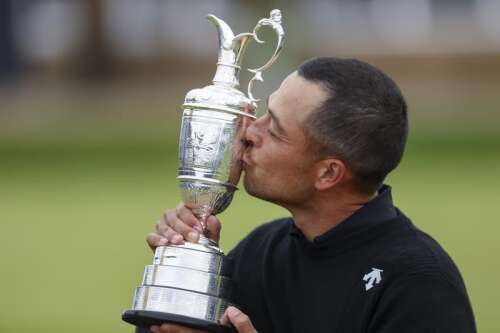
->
xmin=289 ymin=185 xmax=399 ymax=251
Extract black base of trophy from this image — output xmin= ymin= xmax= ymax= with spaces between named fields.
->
xmin=122 ymin=310 xmax=236 ymax=333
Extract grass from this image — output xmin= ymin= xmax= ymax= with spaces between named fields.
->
xmin=0 ymin=132 xmax=499 ymax=332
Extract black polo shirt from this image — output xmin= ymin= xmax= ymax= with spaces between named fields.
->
xmin=227 ymin=185 xmax=476 ymax=333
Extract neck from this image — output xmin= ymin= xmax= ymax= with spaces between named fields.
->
xmin=288 ymin=188 xmax=376 ymax=241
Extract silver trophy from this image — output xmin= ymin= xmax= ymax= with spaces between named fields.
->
xmin=122 ymin=10 xmax=285 ymax=333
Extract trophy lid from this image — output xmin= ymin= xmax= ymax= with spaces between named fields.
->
xmin=183 ymin=84 xmax=254 ymax=118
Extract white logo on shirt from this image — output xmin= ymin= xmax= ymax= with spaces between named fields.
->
xmin=363 ymin=268 xmax=383 ymax=291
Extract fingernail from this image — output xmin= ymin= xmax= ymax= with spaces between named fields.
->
xmin=172 ymin=234 xmax=183 ymax=243
xmin=227 ymin=307 xmax=239 ymax=317
xmin=187 ymin=231 xmax=199 ymax=242
xmin=194 ymin=225 xmax=203 ymax=232
xmin=159 ymin=237 xmax=168 ymax=246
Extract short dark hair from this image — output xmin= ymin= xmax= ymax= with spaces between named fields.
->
xmin=298 ymin=57 xmax=408 ymax=194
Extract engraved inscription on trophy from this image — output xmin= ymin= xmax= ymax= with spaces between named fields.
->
xmin=184 ymin=123 xmax=219 ymax=168
xmin=179 ymin=113 xmax=236 ymax=180
xmin=189 ymin=132 xmax=215 ymax=152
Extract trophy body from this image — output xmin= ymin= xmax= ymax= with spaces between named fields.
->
xmin=122 ymin=10 xmax=284 ymax=333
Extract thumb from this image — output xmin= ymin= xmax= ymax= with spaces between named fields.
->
xmin=222 ymin=306 xmax=257 ymax=333
xmin=205 ymin=215 xmax=221 ymax=242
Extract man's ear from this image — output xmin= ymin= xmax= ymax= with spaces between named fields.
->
xmin=314 ymin=158 xmax=348 ymax=191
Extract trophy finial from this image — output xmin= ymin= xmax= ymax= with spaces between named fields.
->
xmin=270 ymin=9 xmax=282 ymax=23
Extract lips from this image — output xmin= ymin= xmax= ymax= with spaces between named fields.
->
xmin=241 ymin=155 xmax=249 ymax=168
xmin=241 ymin=152 xmax=252 ymax=168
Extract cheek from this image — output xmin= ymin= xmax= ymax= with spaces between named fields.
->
xmin=263 ymin=148 xmax=310 ymax=179
xmin=259 ymin=146 xmax=289 ymax=170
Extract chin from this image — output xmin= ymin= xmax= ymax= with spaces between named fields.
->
xmin=242 ymin=174 xmax=256 ymax=195
xmin=243 ymin=174 xmax=263 ymax=198
xmin=243 ymin=175 xmax=279 ymax=204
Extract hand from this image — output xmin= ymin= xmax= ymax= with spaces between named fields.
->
xmin=150 ymin=307 xmax=257 ymax=333
xmin=221 ymin=306 xmax=258 ymax=333
xmin=146 ymin=202 xmax=222 ymax=251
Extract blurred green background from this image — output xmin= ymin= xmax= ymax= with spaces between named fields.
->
xmin=1 ymin=1 xmax=500 ymax=333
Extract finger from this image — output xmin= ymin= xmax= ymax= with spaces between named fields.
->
xmin=165 ymin=210 xmax=200 ymax=243
xmin=156 ymin=219 xmax=170 ymax=237
xmin=156 ymin=209 xmax=182 ymax=239
xmin=146 ymin=232 xmax=168 ymax=251
xmin=224 ymin=306 xmax=257 ymax=333
xmin=176 ymin=203 xmax=203 ymax=232
xmin=244 ymin=103 xmax=256 ymax=114
xmin=205 ymin=215 xmax=222 ymax=242
xmin=155 ymin=220 xmax=184 ymax=245
xmin=164 ymin=227 xmax=184 ymax=245
xmin=153 ymin=218 xmax=183 ymax=245
xmin=220 ymin=311 xmax=230 ymax=326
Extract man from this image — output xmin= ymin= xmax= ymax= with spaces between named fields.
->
xmin=146 ymin=57 xmax=476 ymax=332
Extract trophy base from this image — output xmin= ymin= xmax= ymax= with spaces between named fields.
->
xmin=124 ymin=244 xmax=236 ymax=333
xmin=122 ymin=310 xmax=236 ymax=333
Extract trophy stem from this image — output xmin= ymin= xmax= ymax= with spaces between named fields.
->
xmin=191 ymin=209 xmax=219 ymax=247
xmin=198 ymin=234 xmax=219 ymax=247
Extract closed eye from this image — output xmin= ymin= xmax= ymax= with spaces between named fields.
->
xmin=268 ymin=128 xmax=279 ymax=139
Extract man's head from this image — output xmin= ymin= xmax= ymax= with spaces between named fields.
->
xmin=242 ymin=57 xmax=408 ymax=207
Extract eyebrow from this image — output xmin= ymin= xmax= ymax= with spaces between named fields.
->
xmin=266 ymin=96 xmax=286 ymax=134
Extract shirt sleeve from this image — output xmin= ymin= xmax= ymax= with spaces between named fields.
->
xmin=368 ymin=275 xmax=476 ymax=333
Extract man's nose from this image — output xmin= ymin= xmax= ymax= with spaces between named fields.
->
xmin=243 ymin=120 xmax=262 ymax=148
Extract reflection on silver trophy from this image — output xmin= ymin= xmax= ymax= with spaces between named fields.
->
xmin=122 ymin=9 xmax=285 ymax=333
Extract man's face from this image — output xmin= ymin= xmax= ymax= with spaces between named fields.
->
xmin=242 ymin=71 xmax=328 ymax=207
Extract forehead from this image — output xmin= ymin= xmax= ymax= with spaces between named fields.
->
xmin=268 ymin=71 xmax=328 ymax=132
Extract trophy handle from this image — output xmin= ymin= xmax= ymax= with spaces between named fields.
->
xmin=233 ymin=9 xmax=285 ymax=105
